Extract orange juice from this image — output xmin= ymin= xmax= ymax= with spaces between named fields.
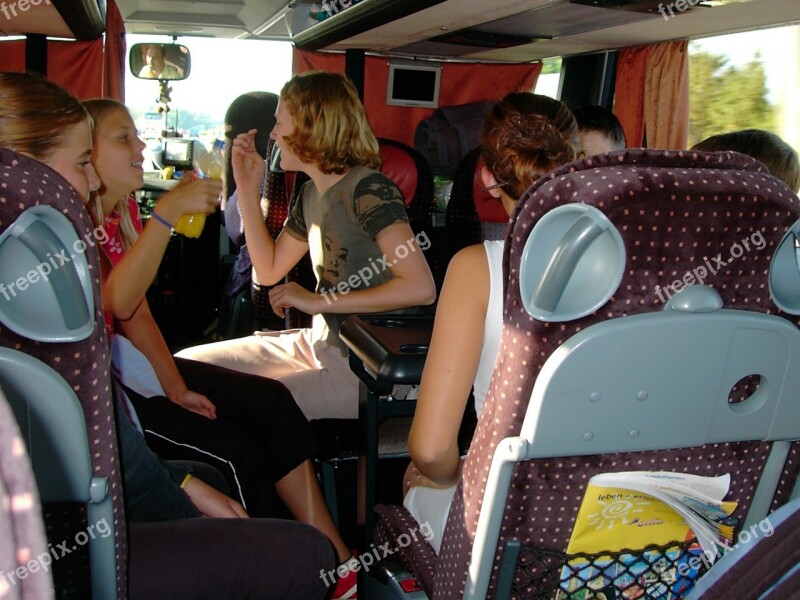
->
xmin=174 ymin=140 xmax=224 ymax=238
xmin=174 ymin=213 xmax=206 ymax=238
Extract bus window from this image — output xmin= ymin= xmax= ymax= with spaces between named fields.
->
xmin=124 ymin=34 xmax=292 ymax=145
xmin=534 ymin=57 xmax=563 ymax=99
xmin=689 ymin=24 xmax=799 ymax=153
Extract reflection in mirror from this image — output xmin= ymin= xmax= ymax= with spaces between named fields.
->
xmin=129 ymin=43 xmax=191 ymax=81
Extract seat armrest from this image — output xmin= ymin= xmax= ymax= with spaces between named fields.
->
xmin=340 ymin=314 xmax=434 ymax=387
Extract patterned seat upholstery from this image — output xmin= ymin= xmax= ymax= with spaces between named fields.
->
xmin=0 ymin=148 xmax=128 ymax=598
xmin=373 ymin=148 xmax=800 ymax=599
xmin=251 ymin=138 xmax=300 ymax=330
xmin=686 ymin=497 xmax=800 ymax=599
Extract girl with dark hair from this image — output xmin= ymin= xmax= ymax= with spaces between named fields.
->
xmin=691 ymin=129 xmax=800 ymax=193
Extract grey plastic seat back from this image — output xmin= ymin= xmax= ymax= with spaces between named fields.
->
xmin=466 ymin=296 xmax=800 ymax=599
xmin=0 ymin=385 xmax=54 ymax=599
xmin=0 ymin=348 xmax=117 ymax=600
xmin=0 ymin=148 xmax=126 ymax=598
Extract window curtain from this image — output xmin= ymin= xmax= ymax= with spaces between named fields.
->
xmin=294 ymin=49 xmax=542 ymax=147
xmin=0 ymin=0 xmax=126 ymax=101
xmin=614 ymin=40 xmax=689 ymax=150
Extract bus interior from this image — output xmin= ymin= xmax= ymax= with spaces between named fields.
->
xmin=2 ymin=0 xmax=800 ymax=598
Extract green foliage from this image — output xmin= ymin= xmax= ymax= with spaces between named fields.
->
xmin=541 ymin=57 xmax=562 ymax=75
xmin=689 ymin=45 xmax=775 ymax=147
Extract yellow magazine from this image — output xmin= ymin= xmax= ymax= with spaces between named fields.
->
xmin=557 ymin=472 xmax=738 ymax=600
xmin=566 ymin=485 xmax=695 ymax=555
xmin=566 ymin=471 xmax=737 ymax=556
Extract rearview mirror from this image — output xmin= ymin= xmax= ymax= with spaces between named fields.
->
xmin=130 ymin=43 xmax=191 ymax=81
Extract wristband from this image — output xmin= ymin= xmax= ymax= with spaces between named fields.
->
xmin=150 ymin=209 xmax=173 ymax=230
xmin=180 ymin=473 xmax=193 ymax=488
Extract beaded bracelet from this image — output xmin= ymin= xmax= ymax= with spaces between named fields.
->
xmin=150 ymin=209 xmax=173 ymax=230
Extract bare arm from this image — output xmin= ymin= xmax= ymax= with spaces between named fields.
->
xmin=183 ymin=476 xmax=248 ymax=518
xmin=268 ymin=221 xmax=436 ymax=318
xmin=117 ymin=298 xmax=217 ymax=420
xmin=232 ymin=130 xmax=309 ymax=285
xmin=407 ymin=244 xmax=489 ymax=486
xmin=103 ymin=179 xmax=222 ymax=320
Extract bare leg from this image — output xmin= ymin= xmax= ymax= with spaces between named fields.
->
xmin=276 ymin=459 xmax=351 ymax=563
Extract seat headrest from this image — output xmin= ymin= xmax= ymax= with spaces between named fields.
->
xmin=520 ymin=203 xmax=625 ymax=322
xmin=379 ymin=141 xmax=418 ymax=208
xmin=472 ymin=156 xmax=508 ymax=224
xmin=0 ymin=206 xmax=94 ymax=342
xmin=769 ymin=217 xmax=800 ymax=315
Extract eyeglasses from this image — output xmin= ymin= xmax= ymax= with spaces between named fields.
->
xmin=480 ymin=182 xmax=508 ymax=193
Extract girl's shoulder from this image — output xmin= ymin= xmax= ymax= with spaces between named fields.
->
xmin=351 ymin=166 xmax=402 ymax=197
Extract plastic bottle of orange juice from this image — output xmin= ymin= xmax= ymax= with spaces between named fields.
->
xmin=174 ymin=139 xmax=224 ymax=238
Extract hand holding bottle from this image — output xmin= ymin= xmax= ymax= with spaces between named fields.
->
xmin=154 ymin=178 xmax=221 ymax=237
xmin=174 ymin=139 xmax=225 ymax=238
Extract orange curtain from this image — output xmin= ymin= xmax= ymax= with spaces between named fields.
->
xmin=0 ymin=0 xmax=126 ymax=101
xmin=293 ymin=49 xmax=542 ymax=147
xmin=614 ymin=40 xmax=689 ymax=150
xmin=613 ymin=45 xmax=649 ymax=148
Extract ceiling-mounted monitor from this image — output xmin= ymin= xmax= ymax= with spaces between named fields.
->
xmin=386 ymin=61 xmax=442 ymax=108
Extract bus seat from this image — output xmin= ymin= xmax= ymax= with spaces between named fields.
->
xmin=218 ymin=138 xmax=290 ymax=338
xmin=378 ymin=138 xmax=435 ymax=238
xmin=0 ymin=386 xmax=54 ymax=599
xmin=445 ymin=147 xmax=509 ymax=268
xmin=366 ymin=148 xmax=800 ymax=599
xmin=0 ymin=147 xmax=128 ymax=598
xmin=279 ymin=168 xmax=316 ymax=330
xmin=461 ymin=290 xmax=800 ymax=599
xmin=686 ymin=496 xmax=800 ymax=599
xmin=0 ymin=348 xmax=117 ymax=600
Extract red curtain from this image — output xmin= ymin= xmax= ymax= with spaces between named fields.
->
xmin=0 ymin=0 xmax=126 ymax=101
xmin=614 ymin=40 xmax=689 ymax=150
xmin=294 ymin=49 xmax=542 ymax=147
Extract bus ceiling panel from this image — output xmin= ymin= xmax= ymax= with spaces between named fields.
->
xmin=115 ymin=0 xmax=285 ymax=38
xmin=391 ymin=1 xmax=660 ymax=60
xmin=328 ymin=0 xmax=799 ymax=61
xmin=114 ymin=0 xmax=800 ymax=50
xmin=326 ymin=0 xmax=552 ymax=54
xmin=0 ymin=0 xmax=105 ymax=40
xmin=291 ymin=0 xmax=449 ymax=51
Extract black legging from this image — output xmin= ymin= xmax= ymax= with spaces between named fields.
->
xmin=129 ymin=518 xmax=334 ymax=599
xmin=128 ymin=357 xmax=315 ymax=518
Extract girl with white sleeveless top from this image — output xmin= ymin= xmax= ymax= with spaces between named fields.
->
xmin=403 ymin=93 xmax=580 ymax=553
